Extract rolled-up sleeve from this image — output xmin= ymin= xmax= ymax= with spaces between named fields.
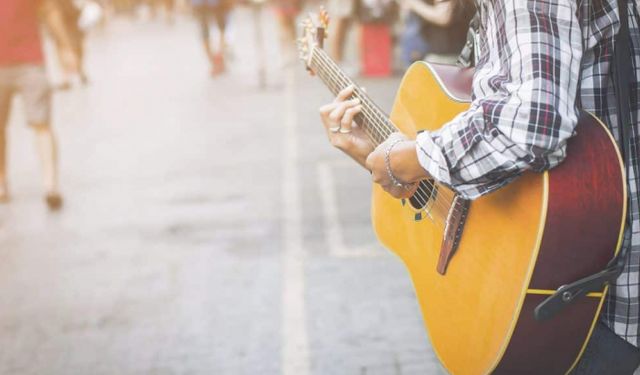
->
xmin=416 ymin=0 xmax=583 ymax=199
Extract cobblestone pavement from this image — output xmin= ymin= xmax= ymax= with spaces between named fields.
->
xmin=0 ymin=8 xmax=444 ymax=375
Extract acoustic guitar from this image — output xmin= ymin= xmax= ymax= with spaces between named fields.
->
xmin=298 ymin=12 xmax=627 ymax=375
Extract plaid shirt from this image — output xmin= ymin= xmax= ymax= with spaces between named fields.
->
xmin=416 ymin=0 xmax=640 ymax=346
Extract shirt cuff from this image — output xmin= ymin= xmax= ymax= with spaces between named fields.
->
xmin=415 ymin=131 xmax=453 ymax=187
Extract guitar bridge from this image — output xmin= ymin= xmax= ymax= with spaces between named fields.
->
xmin=437 ymin=196 xmax=470 ymax=275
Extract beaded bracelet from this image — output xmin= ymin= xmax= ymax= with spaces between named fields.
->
xmin=385 ymin=139 xmax=411 ymax=189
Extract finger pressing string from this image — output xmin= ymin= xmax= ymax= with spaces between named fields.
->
xmin=329 ymin=98 xmax=360 ymax=123
xmin=334 ymin=85 xmax=355 ymax=103
xmin=340 ymin=105 xmax=362 ymax=134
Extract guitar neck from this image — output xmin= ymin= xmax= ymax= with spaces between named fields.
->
xmin=309 ymin=48 xmax=397 ymax=146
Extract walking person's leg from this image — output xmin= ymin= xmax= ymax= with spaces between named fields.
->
xmin=0 ymin=74 xmax=13 ymax=202
xmin=194 ymin=5 xmax=218 ymax=75
xmin=33 ymin=125 xmax=60 ymax=208
xmin=330 ymin=17 xmax=350 ymax=63
xmin=328 ymin=0 xmax=355 ymax=64
xmin=211 ymin=3 xmax=230 ymax=75
xmin=19 ymin=65 xmax=62 ymax=210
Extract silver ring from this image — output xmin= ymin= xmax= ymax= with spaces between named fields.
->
xmin=329 ymin=126 xmax=341 ymax=133
xmin=339 ymin=129 xmax=352 ymax=134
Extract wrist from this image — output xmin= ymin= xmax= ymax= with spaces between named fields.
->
xmin=390 ymin=140 xmax=429 ymax=183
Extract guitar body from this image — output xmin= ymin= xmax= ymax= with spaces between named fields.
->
xmin=372 ymin=62 xmax=627 ymax=375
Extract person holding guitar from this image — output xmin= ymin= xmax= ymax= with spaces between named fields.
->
xmin=318 ymin=0 xmax=639 ymax=373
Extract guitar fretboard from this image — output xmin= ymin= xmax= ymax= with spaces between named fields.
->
xmin=309 ymin=48 xmax=397 ymax=147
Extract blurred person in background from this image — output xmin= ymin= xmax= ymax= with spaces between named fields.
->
xmin=0 ymin=0 xmax=64 ymax=210
xmin=272 ymin=0 xmax=302 ymax=67
xmin=192 ymin=0 xmax=234 ymax=76
xmin=41 ymin=0 xmax=89 ymax=89
xmin=327 ymin=0 xmax=359 ymax=73
xmin=398 ymin=0 xmax=474 ymax=66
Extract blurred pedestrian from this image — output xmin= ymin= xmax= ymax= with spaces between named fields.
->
xmin=191 ymin=0 xmax=233 ymax=76
xmin=272 ymin=0 xmax=302 ymax=67
xmin=0 ymin=0 xmax=63 ymax=209
xmin=327 ymin=0 xmax=359 ymax=73
xmin=398 ymin=0 xmax=475 ymax=65
xmin=41 ymin=0 xmax=89 ymax=89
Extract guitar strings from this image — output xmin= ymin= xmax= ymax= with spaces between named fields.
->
xmin=310 ymin=49 xmax=462 ymax=220
xmin=311 ymin=54 xmax=447 ymax=217
xmin=310 ymin=51 xmax=459 ymax=221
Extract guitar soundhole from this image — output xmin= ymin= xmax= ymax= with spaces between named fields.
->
xmin=408 ymin=180 xmax=437 ymax=211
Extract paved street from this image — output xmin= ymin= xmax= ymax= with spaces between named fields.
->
xmin=0 ymin=8 xmax=443 ymax=375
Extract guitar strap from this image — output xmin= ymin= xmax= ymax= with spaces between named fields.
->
xmin=457 ymin=4 xmax=479 ymax=68
xmin=615 ymin=0 xmax=633 ymax=184
xmin=611 ymin=0 xmax=633 ymax=276
xmin=534 ymin=0 xmax=634 ymax=320
xmin=457 ymin=10 xmax=479 ymax=68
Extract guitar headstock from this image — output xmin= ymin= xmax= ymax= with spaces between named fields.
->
xmin=297 ymin=8 xmax=330 ymax=71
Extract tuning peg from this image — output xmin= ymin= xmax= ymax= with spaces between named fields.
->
xmin=319 ymin=7 xmax=330 ymax=29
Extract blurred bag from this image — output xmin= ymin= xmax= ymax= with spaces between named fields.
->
xmin=360 ymin=22 xmax=392 ymax=76
xmin=357 ymin=0 xmax=397 ymax=24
